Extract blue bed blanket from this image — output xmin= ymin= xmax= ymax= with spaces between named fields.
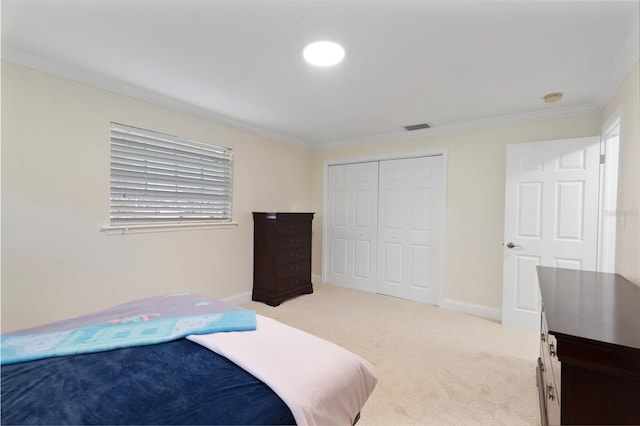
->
xmin=1 ymin=339 xmax=295 ymax=425
xmin=1 ymin=293 xmax=256 ymax=365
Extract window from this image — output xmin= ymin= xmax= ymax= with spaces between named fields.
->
xmin=109 ymin=123 xmax=233 ymax=227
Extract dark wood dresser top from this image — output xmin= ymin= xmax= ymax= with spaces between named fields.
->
xmin=536 ymin=266 xmax=640 ymax=350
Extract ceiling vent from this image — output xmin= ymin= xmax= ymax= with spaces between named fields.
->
xmin=404 ymin=122 xmax=431 ymax=131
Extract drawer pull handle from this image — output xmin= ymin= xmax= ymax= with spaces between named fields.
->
xmin=549 ymin=343 xmax=556 ymax=357
xmin=541 ymin=333 xmax=546 ymax=342
xmin=547 ymin=385 xmax=555 ymax=401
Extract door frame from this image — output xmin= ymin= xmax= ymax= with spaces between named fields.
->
xmin=597 ymin=107 xmax=622 ymax=273
xmin=321 ymin=149 xmax=448 ymax=305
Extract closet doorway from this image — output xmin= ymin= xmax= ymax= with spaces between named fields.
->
xmin=324 ymin=154 xmax=446 ymax=305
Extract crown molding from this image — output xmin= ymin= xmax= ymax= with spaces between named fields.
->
xmin=318 ymin=22 xmax=639 ymax=150
xmin=3 ymin=38 xmax=628 ymax=152
xmin=316 ymin=103 xmax=600 ymax=150
xmin=1 ymin=50 xmax=314 ymax=149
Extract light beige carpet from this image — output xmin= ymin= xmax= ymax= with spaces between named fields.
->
xmin=243 ymin=284 xmax=540 ymax=426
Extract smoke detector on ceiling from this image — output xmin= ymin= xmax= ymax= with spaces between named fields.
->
xmin=543 ymin=92 xmax=564 ymax=103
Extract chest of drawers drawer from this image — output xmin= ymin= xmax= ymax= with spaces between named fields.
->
xmin=277 ymin=220 xmax=311 ymax=236
xmin=276 ymin=247 xmax=311 ymax=264
xmin=539 ymin=308 xmax=560 ymax=426
xmin=277 ymin=260 xmax=311 ymax=279
xmin=277 ymin=234 xmax=311 ymax=250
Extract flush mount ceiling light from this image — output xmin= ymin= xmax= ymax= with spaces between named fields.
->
xmin=303 ymin=41 xmax=345 ymax=66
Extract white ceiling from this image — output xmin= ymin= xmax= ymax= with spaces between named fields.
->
xmin=2 ymin=0 xmax=639 ymax=148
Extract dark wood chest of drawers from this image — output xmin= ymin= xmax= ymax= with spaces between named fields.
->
xmin=536 ymin=266 xmax=640 ymax=425
xmin=252 ymin=212 xmax=314 ymax=306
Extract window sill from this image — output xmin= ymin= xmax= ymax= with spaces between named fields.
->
xmin=101 ymin=221 xmax=238 ymax=235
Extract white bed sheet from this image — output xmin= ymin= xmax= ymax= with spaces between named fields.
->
xmin=187 ymin=314 xmax=377 ymax=425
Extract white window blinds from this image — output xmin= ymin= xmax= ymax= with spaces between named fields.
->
xmin=110 ymin=123 xmax=233 ymax=225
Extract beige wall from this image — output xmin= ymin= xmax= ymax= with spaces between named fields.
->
xmin=1 ymin=61 xmax=313 ymax=332
xmin=311 ymin=117 xmax=604 ymax=311
xmin=2 ymin=58 xmax=637 ymax=331
xmin=599 ymin=62 xmax=640 ymax=284
xmin=311 ymin=61 xmax=640 ymax=311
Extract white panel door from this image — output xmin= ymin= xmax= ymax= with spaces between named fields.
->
xmin=502 ymin=137 xmax=600 ymax=329
xmin=326 ymin=162 xmax=379 ymax=292
xmin=377 ymin=156 xmax=444 ymax=304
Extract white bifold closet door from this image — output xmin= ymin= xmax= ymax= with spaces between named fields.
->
xmin=326 ymin=156 xmax=444 ymax=305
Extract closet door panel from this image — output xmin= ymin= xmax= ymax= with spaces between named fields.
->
xmin=331 ymin=238 xmax=349 ymax=275
xmin=326 ymin=162 xmax=378 ymax=292
xmin=378 ymin=156 xmax=444 ymax=304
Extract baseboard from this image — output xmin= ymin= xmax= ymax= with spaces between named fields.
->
xmin=440 ymin=298 xmax=502 ymax=322
xmin=224 ymin=276 xmax=322 ymax=305
xmin=222 ymin=291 xmax=252 ymax=305
xmin=224 ymin=285 xmax=504 ymax=324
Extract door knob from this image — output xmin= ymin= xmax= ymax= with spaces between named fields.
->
xmin=505 ymin=242 xmax=522 ymax=249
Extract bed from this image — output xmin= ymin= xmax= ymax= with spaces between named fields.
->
xmin=0 ymin=293 xmax=377 ymax=425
